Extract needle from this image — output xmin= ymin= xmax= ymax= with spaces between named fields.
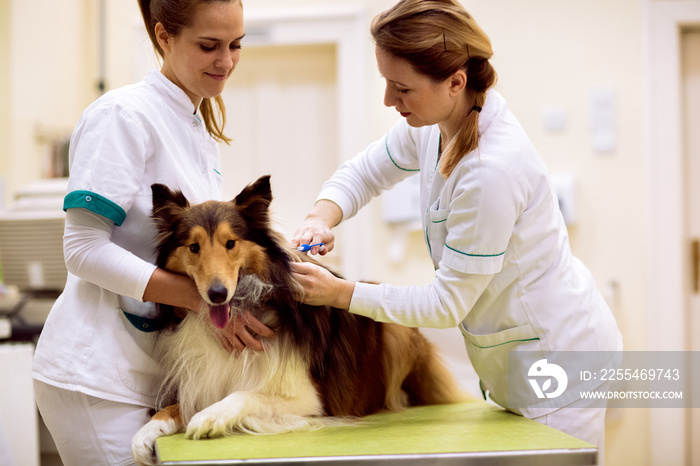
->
xmin=297 ymin=243 xmax=324 ymax=252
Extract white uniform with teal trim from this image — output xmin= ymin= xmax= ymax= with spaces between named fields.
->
xmin=318 ymin=90 xmax=622 ymax=417
xmin=31 ymin=70 xmax=222 ymax=407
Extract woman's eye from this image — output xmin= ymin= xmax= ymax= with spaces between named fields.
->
xmin=200 ymin=45 xmax=216 ymax=52
xmin=398 ymin=88 xmax=410 ymax=94
xmin=189 ymin=243 xmax=200 ymax=254
xmin=226 ymin=240 xmax=236 ymax=250
xmin=230 ymin=43 xmax=242 ymax=50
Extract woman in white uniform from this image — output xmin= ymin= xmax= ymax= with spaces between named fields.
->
xmin=31 ymin=1 xmax=271 ymax=464
xmin=291 ymin=0 xmax=622 ymax=453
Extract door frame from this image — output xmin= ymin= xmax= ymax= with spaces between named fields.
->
xmin=647 ymin=1 xmax=700 ymax=464
xmin=242 ymin=7 xmax=371 ymax=279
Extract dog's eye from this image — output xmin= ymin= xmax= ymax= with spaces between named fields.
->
xmin=226 ymin=240 xmax=236 ymax=250
xmin=189 ymin=243 xmax=200 ymax=254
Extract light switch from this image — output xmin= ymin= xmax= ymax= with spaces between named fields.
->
xmin=590 ymin=87 xmax=616 ymax=153
xmin=543 ymin=107 xmax=567 ymax=132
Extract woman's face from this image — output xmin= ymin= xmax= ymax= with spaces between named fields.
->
xmin=158 ymin=1 xmax=244 ymax=109
xmin=376 ymin=46 xmax=461 ymax=129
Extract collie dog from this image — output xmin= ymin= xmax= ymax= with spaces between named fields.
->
xmin=131 ymin=175 xmax=463 ymax=465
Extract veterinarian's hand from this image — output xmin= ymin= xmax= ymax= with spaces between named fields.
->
xmin=219 ymin=310 xmax=275 ymax=353
xmin=291 ymin=200 xmax=342 ymax=255
xmin=290 ymin=262 xmax=354 ymax=309
xmin=291 ymin=220 xmax=333 ymax=255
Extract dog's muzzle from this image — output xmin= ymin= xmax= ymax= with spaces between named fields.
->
xmin=208 ymin=283 xmax=232 ymax=329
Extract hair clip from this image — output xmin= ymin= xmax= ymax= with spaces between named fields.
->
xmin=471 ymin=105 xmax=482 ymax=113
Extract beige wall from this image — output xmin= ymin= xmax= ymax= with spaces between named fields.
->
xmin=0 ymin=0 xmax=10 ymax=207
xmin=2 ymin=0 xmax=98 ymax=206
xmin=0 ymin=0 xmax=680 ymax=464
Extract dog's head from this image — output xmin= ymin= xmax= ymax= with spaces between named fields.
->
xmin=151 ymin=175 xmax=276 ymax=329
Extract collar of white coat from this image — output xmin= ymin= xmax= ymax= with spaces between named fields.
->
xmin=145 ymin=69 xmax=202 ymax=117
xmin=477 ymin=89 xmax=505 ymax=136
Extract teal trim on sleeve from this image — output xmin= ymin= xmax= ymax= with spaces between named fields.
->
xmin=385 ymin=135 xmax=419 ymax=172
xmin=63 ymin=190 xmax=127 ymax=226
xmin=445 ymin=244 xmax=505 ymax=258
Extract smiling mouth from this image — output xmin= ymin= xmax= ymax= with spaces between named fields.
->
xmin=206 ymin=72 xmax=227 ymax=81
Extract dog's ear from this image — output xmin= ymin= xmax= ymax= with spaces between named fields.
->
xmin=151 ymin=183 xmax=189 ymax=231
xmin=233 ymin=175 xmax=273 ymax=217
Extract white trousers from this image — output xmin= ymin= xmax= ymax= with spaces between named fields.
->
xmin=0 ymin=415 xmax=13 ymax=466
xmin=530 ymin=395 xmax=607 ymax=465
xmin=34 ymin=380 xmax=152 ymax=466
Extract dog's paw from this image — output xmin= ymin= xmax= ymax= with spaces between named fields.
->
xmin=132 ymin=419 xmax=180 ymax=466
xmin=185 ymin=405 xmax=230 ymax=439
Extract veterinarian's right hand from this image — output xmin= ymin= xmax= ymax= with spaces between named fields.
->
xmin=291 ymin=200 xmax=342 ymax=255
xmin=219 ymin=310 xmax=275 ymax=353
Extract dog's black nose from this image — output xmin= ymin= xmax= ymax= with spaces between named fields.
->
xmin=208 ymin=285 xmax=228 ymax=304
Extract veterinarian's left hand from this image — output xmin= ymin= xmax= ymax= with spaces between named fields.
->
xmin=219 ymin=310 xmax=275 ymax=353
xmin=291 ymin=262 xmax=355 ymax=309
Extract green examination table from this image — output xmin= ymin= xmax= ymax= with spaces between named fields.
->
xmin=155 ymin=401 xmax=597 ymax=465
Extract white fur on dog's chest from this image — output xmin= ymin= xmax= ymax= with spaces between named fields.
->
xmin=156 ymin=313 xmax=323 ymax=423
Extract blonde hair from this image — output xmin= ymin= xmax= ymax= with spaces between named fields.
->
xmin=138 ymin=0 xmax=239 ymax=144
xmin=371 ymin=0 xmax=497 ymax=177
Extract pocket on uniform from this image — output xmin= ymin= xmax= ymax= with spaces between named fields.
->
xmin=460 ymin=323 xmax=542 ymax=412
xmin=428 ymin=204 xmax=448 ymax=223
xmin=114 ymin=310 xmax=162 ymax=398
xmin=461 ymin=323 xmax=539 ymax=349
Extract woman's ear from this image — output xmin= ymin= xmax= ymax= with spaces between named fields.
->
xmin=448 ymin=70 xmax=468 ymax=96
xmin=155 ymin=22 xmax=171 ymax=53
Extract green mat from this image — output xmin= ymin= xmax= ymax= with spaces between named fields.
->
xmin=156 ymin=401 xmax=595 ymax=464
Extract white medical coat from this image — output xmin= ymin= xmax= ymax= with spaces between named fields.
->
xmin=318 ymin=90 xmax=622 ymax=417
xmin=32 ymin=70 xmax=222 ymax=407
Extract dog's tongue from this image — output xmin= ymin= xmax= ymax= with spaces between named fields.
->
xmin=209 ymin=304 xmax=230 ymax=329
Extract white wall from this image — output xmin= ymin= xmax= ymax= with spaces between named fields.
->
xmin=0 ymin=0 xmax=667 ymax=465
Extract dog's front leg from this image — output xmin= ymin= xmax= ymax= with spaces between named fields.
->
xmin=186 ymin=390 xmax=324 ymax=439
xmin=132 ymin=404 xmax=184 ymax=466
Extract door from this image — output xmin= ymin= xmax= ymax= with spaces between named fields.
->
xmin=681 ymin=28 xmax=700 ymax=466
xmin=220 ymin=43 xmax=342 ymax=269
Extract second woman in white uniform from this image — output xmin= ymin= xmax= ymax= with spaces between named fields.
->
xmin=291 ymin=0 xmax=622 ymax=452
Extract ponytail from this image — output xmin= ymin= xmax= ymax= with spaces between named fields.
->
xmin=439 ymin=58 xmax=496 ymax=177
xmin=200 ymin=96 xmax=232 ymax=144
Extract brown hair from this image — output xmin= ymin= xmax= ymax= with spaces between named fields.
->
xmin=138 ymin=0 xmax=239 ymax=144
xmin=371 ymin=0 xmax=497 ymax=177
